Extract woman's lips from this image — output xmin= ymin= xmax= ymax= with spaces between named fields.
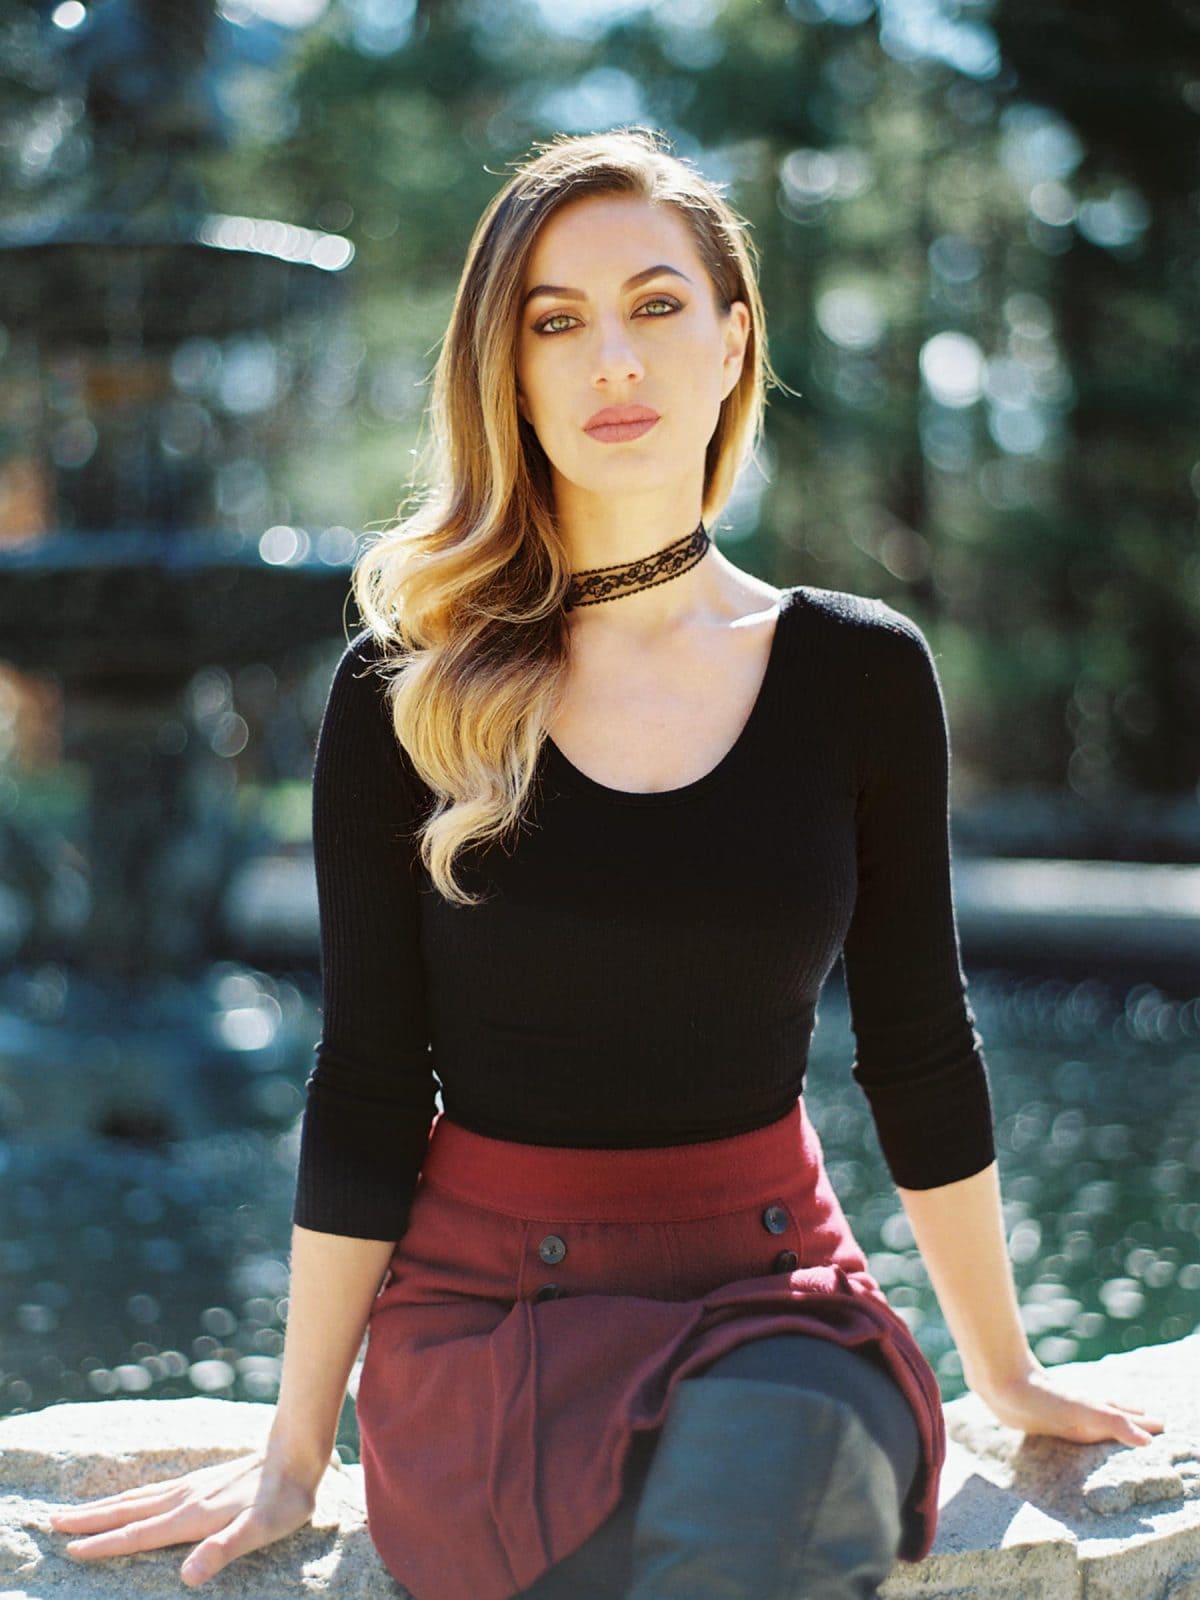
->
xmin=584 ymin=416 xmax=660 ymax=443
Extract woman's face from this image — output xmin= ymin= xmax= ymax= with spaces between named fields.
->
xmin=514 ymin=193 xmax=750 ymax=502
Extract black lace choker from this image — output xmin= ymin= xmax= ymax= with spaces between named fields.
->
xmin=564 ymin=519 xmax=711 ymax=611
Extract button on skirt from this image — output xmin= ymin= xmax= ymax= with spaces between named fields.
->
xmin=355 ymin=1096 xmax=946 ymax=1600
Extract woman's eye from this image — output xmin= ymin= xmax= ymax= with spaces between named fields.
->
xmin=533 ymin=312 xmax=576 ymax=335
xmin=531 ymin=297 xmax=683 ymax=336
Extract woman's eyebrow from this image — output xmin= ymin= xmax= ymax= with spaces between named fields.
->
xmin=521 ymin=263 xmax=692 ymax=310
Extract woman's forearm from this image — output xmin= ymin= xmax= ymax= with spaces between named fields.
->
xmin=895 ymin=1159 xmax=1035 ymax=1396
xmin=265 ymin=1224 xmax=396 ymax=1487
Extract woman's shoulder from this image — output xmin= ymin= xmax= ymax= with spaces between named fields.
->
xmin=318 ymin=628 xmax=412 ymax=746
xmin=317 ymin=630 xmax=390 ymax=721
xmin=786 ymin=584 xmax=932 ymax=659
xmin=343 ymin=625 xmax=392 ymax=667
xmin=323 ymin=628 xmax=432 ymax=797
xmin=785 ymin=588 xmax=945 ymax=743
xmin=332 ymin=626 xmax=416 ymax=696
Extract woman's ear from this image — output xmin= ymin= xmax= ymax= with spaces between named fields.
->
xmin=721 ymin=302 xmax=751 ymax=401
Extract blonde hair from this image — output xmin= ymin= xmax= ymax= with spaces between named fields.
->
xmin=351 ymin=125 xmax=784 ymax=906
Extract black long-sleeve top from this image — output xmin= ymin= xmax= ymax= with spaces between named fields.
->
xmin=291 ymin=583 xmax=996 ymax=1241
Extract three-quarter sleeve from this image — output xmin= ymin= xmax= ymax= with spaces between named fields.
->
xmin=840 ymin=604 xmax=996 ymax=1190
xmin=291 ymin=630 xmax=438 ymax=1241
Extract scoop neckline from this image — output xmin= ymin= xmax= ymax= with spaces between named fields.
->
xmin=542 ymin=585 xmax=801 ymax=807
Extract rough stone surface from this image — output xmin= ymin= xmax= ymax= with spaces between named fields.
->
xmin=1165 ymin=1563 xmax=1200 ymax=1600
xmin=881 ymin=1332 xmax=1200 ymax=1600
xmin=2 ymin=1334 xmax=1197 ymax=1597
xmin=0 ymin=1398 xmax=381 ymax=1597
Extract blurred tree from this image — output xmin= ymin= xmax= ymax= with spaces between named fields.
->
xmin=994 ymin=0 xmax=1199 ymax=204
xmin=987 ymin=0 xmax=1200 ymax=797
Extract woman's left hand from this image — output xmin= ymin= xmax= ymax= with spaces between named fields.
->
xmin=971 ymin=1360 xmax=1166 ymax=1446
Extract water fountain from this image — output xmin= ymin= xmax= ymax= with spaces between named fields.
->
xmin=0 ymin=0 xmax=355 ymax=1141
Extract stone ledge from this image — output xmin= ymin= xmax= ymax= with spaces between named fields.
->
xmin=3 ymin=1334 xmax=1198 ymax=1598
xmin=881 ymin=1333 xmax=1200 ymax=1600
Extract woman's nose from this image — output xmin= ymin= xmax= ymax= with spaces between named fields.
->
xmin=591 ymin=318 xmax=645 ymax=382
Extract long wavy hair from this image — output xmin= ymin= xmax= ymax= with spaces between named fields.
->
xmin=350 ymin=125 xmax=784 ymax=906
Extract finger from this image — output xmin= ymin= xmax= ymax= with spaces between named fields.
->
xmin=63 ymin=1504 xmax=195 ymax=1560
xmin=1098 ymin=1407 xmax=1154 ymax=1445
xmin=181 ymin=1508 xmax=264 ymax=1587
xmin=51 ymin=1460 xmax=238 ymax=1526
xmin=1105 ymin=1400 xmax=1165 ymax=1435
xmin=1112 ymin=1403 xmax=1165 ymax=1425
xmin=50 ymin=1480 xmax=186 ymax=1521
xmin=1025 ymin=1392 xmax=1150 ymax=1447
xmin=52 ymin=1486 xmax=184 ymax=1534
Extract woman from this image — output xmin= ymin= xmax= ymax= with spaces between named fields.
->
xmin=49 ymin=126 xmax=1163 ymax=1600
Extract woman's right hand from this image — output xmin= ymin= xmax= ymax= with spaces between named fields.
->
xmin=47 ymin=1447 xmax=324 ymax=1587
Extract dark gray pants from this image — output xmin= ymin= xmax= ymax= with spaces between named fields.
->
xmin=517 ymin=1333 xmax=922 ymax=1599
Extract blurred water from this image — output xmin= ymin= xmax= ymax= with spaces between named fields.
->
xmin=813 ymin=971 xmax=1200 ymax=1392
xmin=2 ymin=967 xmax=1197 ymax=1466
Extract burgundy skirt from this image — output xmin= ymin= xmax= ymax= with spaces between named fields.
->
xmin=356 ymin=1097 xmax=946 ymax=1600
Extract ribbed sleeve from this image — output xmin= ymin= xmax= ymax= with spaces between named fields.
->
xmin=291 ymin=631 xmax=438 ymax=1241
xmin=841 ymin=604 xmax=996 ymax=1190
